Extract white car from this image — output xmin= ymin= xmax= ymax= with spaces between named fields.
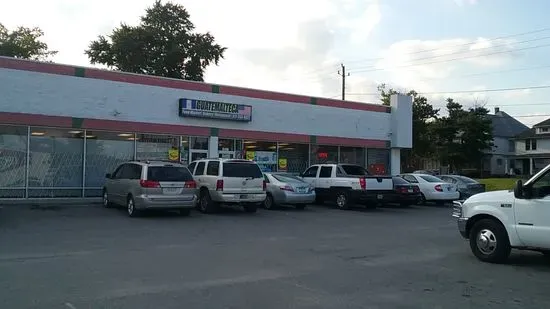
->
xmin=399 ymin=173 xmax=460 ymax=205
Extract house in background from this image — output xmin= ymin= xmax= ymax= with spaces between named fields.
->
xmin=512 ymin=117 xmax=550 ymax=175
xmin=483 ymin=107 xmax=529 ymax=176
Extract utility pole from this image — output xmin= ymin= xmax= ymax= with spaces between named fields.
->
xmin=338 ymin=63 xmax=350 ymax=100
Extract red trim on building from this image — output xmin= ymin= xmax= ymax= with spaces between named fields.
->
xmin=0 ymin=57 xmax=74 ymax=76
xmin=0 ymin=112 xmax=73 ymax=128
xmin=317 ymin=135 xmax=387 ymax=148
xmin=219 ymin=86 xmax=311 ymax=105
xmin=0 ymin=112 xmax=388 ymax=148
xmin=0 ymin=56 xmax=390 ymax=113
xmin=84 ymin=68 xmax=212 ymax=93
xmin=218 ymin=128 xmax=310 ymax=143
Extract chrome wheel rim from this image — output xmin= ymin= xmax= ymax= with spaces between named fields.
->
xmin=103 ymin=192 xmax=108 ymax=206
xmin=127 ymin=199 xmax=134 ymax=215
xmin=336 ymin=194 xmax=346 ymax=208
xmin=265 ymin=196 xmax=273 ymax=209
xmin=476 ymin=229 xmax=497 ymax=255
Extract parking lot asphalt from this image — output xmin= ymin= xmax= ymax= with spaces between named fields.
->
xmin=1 ymin=203 xmax=550 ymax=309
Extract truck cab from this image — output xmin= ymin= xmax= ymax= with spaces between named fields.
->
xmin=453 ymin=163 xmax=550 ymax=263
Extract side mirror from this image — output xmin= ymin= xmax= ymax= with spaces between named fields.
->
xmin=105 ymin=173 xmax=112 ymax=179
xmin=513 ymin=180 xmax=523 ymax=199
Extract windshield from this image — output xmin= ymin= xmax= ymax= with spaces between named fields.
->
xmin=272 ymin=174 xmax=305 ymax=183
xmin=147 ymin=166 xmax=193 ymax=182
xmin=340 ymin=164 xmax=369 ymax=176
xmin=223 ymin=162 xmax=263 ymax=178
xmin=420 ymin=175 xmax=443 ymax=183
xmin=456 ymin=176 xmax=478 ymax=184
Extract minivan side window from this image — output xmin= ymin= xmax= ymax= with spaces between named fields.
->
xmin=128 ymin=164 xmax=142 ymax=179
xmin=195 ymin=161 xmax=206 ymax=175
xmin=206 ymin=161 xmax=220 ymax=176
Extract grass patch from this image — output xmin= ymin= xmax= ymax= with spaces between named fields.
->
xmin=477 ymin=178 xmax=523 ymax=191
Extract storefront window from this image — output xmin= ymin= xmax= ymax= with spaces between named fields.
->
xmin=310 ymin=145 xmax=338 ymax=165
xmin=367 ymin=148 xmax=390 ymax=175
xmin=0 ymin=125 xmax=27 ymax=198
xmin=218 ymin=139 xmax=235 ymax=151
xmin=84 ymin=131 xmax=136 ymax=197
xmin=244 ymin=140 xmax=277 ymax=172
xmin=180 ymin=136 xmax=189 ymax=165
xmin=29 ymin=127 xmax=84 ymax=197
xmin=278 ymin=143 xmax=308 ymax=174
xmin=339 ymin=147 xmax=365 ymax=166
xmin=136 ymin=134 xmax=180 ymax=161
xmin=190 ymin=136 xmax=209 ymax=150
xmin=235 ymin=139 xmax=243 ymax=159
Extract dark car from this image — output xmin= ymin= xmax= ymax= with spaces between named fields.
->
xmin=439 ymin=175 xmax=486 ymax=199
xmin=385 ymin=176 xmax=421 ymax=206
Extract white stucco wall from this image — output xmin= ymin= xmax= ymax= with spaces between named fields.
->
xmin=0 ymin=68 xmax=394 ymax=141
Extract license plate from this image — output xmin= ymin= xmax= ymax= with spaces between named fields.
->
xmin=408 ymin=189 xmax=413 ymax=193
xmin=377 ymin=194 xmax=383 ymax=200
xmin=240 ymin=194 xmax=248 ymax=199
xmin=297 ymin=188 xmax=306 ymax=193
xmin=163 ymin=188 xmax=180 ymax=195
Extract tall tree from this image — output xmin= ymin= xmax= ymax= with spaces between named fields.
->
xmin=85 ymin=0 xmax=227 ymax=81
xmin=378 ymin=84 xmax=439 ymax=171
xmin=0 ymin=23 xmax=57 ymax=60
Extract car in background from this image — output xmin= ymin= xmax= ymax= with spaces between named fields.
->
xmin=263 ymin=172 xmax=315 ymax=210
xmin=188 ymin=158 xmax=266 ymax=213
xmin=103 ymin=161 xmax=198 ymax=217
xmin=383 ymin=176 xmax=421 ymax=206
xmin=439 ymin=175 xmax=486 ymax=199
xmin=413 ymin=169 xmax=440 ymax=176
xmin=399 ymin=173 xmax=460 ymax=205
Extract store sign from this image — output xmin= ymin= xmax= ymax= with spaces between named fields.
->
xmin=178 ymin=98 xmax=252 ymax=122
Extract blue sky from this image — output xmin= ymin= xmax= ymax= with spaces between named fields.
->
xmin=1 ymin=0 xmax=548 ymax=126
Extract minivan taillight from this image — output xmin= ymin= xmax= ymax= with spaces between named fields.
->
xmin=184 ymin=180 xmax=196 ymax=188
xmin=263 ymin=180 xmax=267 ymax=191
xmin=359 ymin=177 xmax=366 ymax=190
xmin=140 ymin=179 xmax=160 ymax=188
xmin=216 ymin=179 xmax=224 ymax=191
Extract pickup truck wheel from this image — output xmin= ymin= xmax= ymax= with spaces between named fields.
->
xmin=335 ymin=191 xmax=350 ymax=210
xmin=469 ymin=219 xmax=511 ymax=263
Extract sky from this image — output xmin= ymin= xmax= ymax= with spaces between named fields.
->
xmin=2 ymin=0 xmax=550 ymax=127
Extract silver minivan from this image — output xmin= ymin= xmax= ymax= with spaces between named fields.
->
xmin=102 ymin=161 xmax=198 ymax=217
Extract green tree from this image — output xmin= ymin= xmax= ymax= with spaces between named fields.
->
xmin=378 ymin=84 xmax=439 ymax=171
xmin=85 ymin=0 xmax=227 ymax=81
xmin=0 ymin=23 xmax=57 ymax=60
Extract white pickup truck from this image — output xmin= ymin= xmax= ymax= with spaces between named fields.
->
xmin=453 ymin=163 xmax=550 ymax=263
xmin=300 ymin=163 xmax=394 ymax=209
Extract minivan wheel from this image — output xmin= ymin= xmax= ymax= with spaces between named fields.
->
xmin=102 ymin=190 xmax=112 ymax=208
xmin=469 ymin=219 xmax=511 ymax=263
xmin=127 ymin=196 xmax=139 ymax=217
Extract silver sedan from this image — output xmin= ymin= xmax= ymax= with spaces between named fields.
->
xmin=263 ymin=173 xmax=316 ymax=210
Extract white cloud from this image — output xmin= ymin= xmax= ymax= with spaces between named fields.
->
xmin=453 ymin=0 xmax=478 ymax=6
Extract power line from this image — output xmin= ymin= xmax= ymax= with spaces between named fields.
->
xmin=345 ymin=84 xmax=550 ymax=97
xmin=350 ymin=35 xmax=550 ymax=73
xmin=343 ymin=26 xmax=550 ymax=66
xmin=350 ymin=42 xmax=550 ymax=74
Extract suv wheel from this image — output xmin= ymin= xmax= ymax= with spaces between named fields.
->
xmin=199 ymin=190 xmax=217 ymax=214
xmin=469 ymin=219 xmax=511 ymax=263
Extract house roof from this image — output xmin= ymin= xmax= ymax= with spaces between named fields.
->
xmin=487 ymin=110 xmax=529 ymax=138
xmin=513 ymin=116 xmax=550 ymax=139
xmin=533 ymin=117 xmax=550 ymax=127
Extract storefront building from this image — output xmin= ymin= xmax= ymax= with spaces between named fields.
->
xmin=0 ymin=56 xmax=412 ymax=199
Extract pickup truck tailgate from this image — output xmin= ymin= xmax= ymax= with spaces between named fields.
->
xmin=365 ymin=176 xmax=393 ymax=190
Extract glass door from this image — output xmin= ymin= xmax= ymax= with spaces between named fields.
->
xmin=219 ymin=151 xmax=235 ymax=159
xmin=190 ymin=150 xmax=208 ymax=162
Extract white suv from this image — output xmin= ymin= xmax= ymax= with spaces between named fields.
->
xmin=188 ymin=158 xmax=266 ymax=213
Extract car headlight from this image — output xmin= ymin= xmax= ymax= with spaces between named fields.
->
xmin=452 ymin=201 xmax=463 ymax=218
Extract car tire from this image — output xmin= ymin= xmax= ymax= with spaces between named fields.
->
xmin=469 ymin=219 xmax=511 ymax=263
xmin=335 ymin=191 xmax=350 ymax=210
xmin=419 ymin=193 xmax=427 ymax=205
xmin=243 ymin=204 xmax=258 ymax=213
xmin=198 ymin=190 xmax=217 ymax=214
xmin=295 ymin=204 xmax=306 ymax=210
xmin=102 ymin=189 xmax=113 ymax=208
xmin=179 ymin=209 xmax=191 ymax=216
xmin=264 ymin=194 xmax=276 ymax=210
xmin=127 ymin=195 xmax=140 ymax=218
